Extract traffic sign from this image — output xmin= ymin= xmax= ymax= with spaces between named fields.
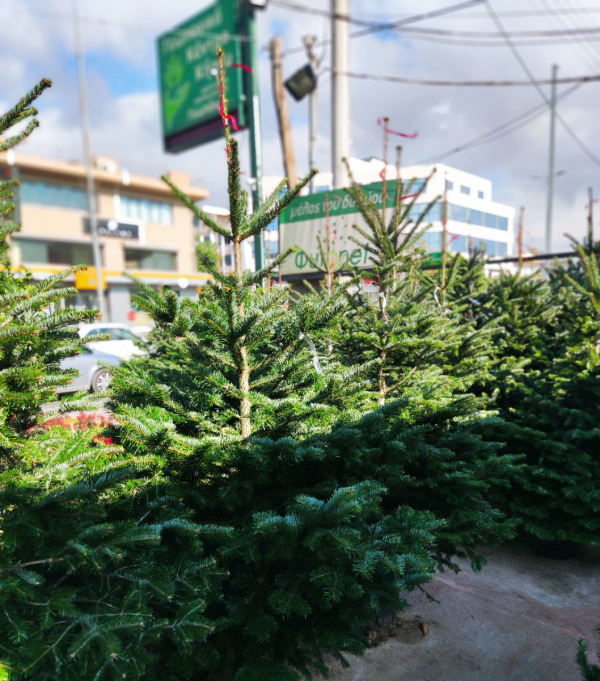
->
xmin=158 ymin=0 xmax=247 ymax=153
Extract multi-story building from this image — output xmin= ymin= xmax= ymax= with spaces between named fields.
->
xmin=265 ymin=158 xmax=515 ymax=276
xmin=0 ymin=151 xmax=211 ymax=325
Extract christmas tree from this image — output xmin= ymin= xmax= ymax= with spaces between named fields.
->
xmin=0 ymin=82 xmax=225 ymax=681
xmin=328 ymin=151 xmax=517 ymax=570
xmin=107 ymin=52 xmax=442 ymax=680
xmin=496 ymin=243 xmax=600 ymax=547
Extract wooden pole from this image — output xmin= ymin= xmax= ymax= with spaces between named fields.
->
xmin=269 ymin=37 xmax=298 ymax=188
xmin=441 ymin=172 xmax=448 ymax=295
xmin=382 ymin=117 xmax=389 ymax=227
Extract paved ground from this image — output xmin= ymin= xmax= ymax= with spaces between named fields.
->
xmin=319 ymin=542 xmax=600 ymax=681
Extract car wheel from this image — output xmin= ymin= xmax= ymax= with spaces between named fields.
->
xmin=91 ymin=369 xmax=112 ymax=392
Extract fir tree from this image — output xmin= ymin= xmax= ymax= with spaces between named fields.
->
xmin=107 ymin=53 xmax=442 ymax=680
xmin=327 ymin=152 xmax=517 ymax=569
xmin=498 ymin=244 xmax=600 ymax=546
xmin=0 ymin=83 xmax=225 ymax=681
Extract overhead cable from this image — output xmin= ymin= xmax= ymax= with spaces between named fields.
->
xmin=327 ymin=68 xmax=600 ymax=87
xmin=280 ymin=0 xmax=485 ymax=55
xmin=410 ymin=83 xmax=583 ymax=165
xmin=485 ymin=0 xmax=600 ymax=167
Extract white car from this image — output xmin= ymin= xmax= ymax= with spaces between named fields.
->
xmin=79 ymin=323 xmax=148 ymax=361
xmin=59 ymin=346 xmax=120 ymax=393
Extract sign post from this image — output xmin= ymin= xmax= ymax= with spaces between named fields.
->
xmin=240 ymin=2 xmax=264 ymax=271
xmin=158 ymin=0 xmax=247 ymax=153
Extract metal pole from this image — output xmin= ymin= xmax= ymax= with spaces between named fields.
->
xmin=304 ymin=35 xmax=319 ymax=193
xmin=72 ymin=0 xmax=105 ymax=319
xmin=587 ymin=187 xmax=594 ymax=247
xmin=331 ymin=0 xmax=350 ymax=189
xmin=243 ymin=2 xmax=264 ymax=272
xmin=517 ymin=205 xmax=525 ymax=271
xmin=545 ymin=63 xmax=558 ymax=255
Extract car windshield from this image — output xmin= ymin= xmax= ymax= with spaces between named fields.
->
xmin=85 ymin=327 xmax=138 ymax=341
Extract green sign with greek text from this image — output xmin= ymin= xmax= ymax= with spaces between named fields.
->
xmin=158 ymin=0 xmax=246 ymax=152
xmin=279 ymin=181 xmax=439 ymax=276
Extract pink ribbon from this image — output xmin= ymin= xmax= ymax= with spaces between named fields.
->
xmin=377 ymin=117 xmax=418 ymax=139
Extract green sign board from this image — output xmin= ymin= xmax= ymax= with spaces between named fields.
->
xmin=158 ymin=0 xmax=246 ymax=153
xmin=279 ymin=181 xmax=440 ymax=276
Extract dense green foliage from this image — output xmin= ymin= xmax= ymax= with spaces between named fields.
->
xmin=328 ymin=163 xmax=517 ymax=569
xmin=0 ymin=83 xmax=224 ymax=681
xmin=465 ymin=245 xmax=600 ymax=545
xmin=2 ymin=72 xmax=600 ymax=681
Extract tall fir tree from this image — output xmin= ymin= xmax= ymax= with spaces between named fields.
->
xmin=327 ymin=151 xmax=517 ymax=570
xmin=107 ymin=51 xmax=442 ymax=681
xmin=0 ymin=82 xmax=227 ymax=681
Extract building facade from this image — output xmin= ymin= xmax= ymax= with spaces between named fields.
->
xmin=0 ymin=151 xmax=211 ymax=325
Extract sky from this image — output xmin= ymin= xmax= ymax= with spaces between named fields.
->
xmin=3 ymin=0 xmax=600 ymax=252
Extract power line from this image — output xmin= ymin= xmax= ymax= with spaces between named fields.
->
xmin=383 ymin=33 xmax=600 ymax=47
xmin=402 ymin=25 xmax=600 ymax=38
xmin=410 ymin=83 xmax=583 ymax=165
xmin=272 ymin=0 xmax=600 ymax=21
xmin=280 ymin=0 xmax=485 ymax=55
xmin=328 ymin=69 xmax=600 ymax=87
xmin=485 ymin=0 xmax=600 ymax=168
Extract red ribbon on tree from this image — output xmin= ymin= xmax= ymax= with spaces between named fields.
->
xmin=230 ymin=63 xmax=252 ymax=73
xmin=215 ymin=72 xmax=239 ymax=131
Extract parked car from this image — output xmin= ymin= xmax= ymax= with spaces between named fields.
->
xmin=78 ymin=323 xmax=148 ymax=361
xmin=58 ymin=346 xmax=120 ymax=393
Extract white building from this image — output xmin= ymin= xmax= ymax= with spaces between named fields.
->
xmin=264 ymin=158 xmax=515 ymax=261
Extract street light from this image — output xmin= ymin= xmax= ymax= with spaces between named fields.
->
xmin=284 ymin=63 xmax=317 ymax=101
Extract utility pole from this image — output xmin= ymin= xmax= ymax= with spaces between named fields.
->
xmin=304 ymin=35 xmax=319 ymax=193
xmin=269 ymin=37 xmax=297 ymax=188
xmin=331 ymin=0 xmax=350 ymax=189
xmin=587 ymin=187 xmax=595 ymax=248
xmin=242 ymin=1 xmax=264 ymax=271
xmin=545 ymin=63 xmax=558 ymax=255
xmin=517 ymin=205 xmax=525 ymax=271
xmin=72 ymin=0 xmax=105 ymax=319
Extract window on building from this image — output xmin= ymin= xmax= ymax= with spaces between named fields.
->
xmin=470 ymin=239 xmax=507 ymax=256
xmin=450 ymin=204 xmax=467 ymax=222
xmin=469 ymin=210 xmax=483 ymax=226
xmin=20 ymin=180 xmax=87 ymax=210
xmin=223 ymin=254 xmax=232 ymax=266
xmin=15 ymin=239 xmax=94 ymax=266
xmin=445 ymin=180 xmax=454 ymax=191
xmin=120 ymin=196 xmax=172 ymax=225
xmin=498 ymin=216 xmax=508 ymax=231
xmin=414 ymin=202 xmax=441 ymax=222
xmin=460 ymin=185 xmax=470 ymax=195
xmin=450 ymin=235 xmax=467 ymax=252
xmin=478 ymin=190 xmax=484 ymax=199
xmin=485 ymin=213 xmax=498 ymax=229
xmin=125 ymin=249 xmax=176 ymax=271
xmin=418 ymin=231 xmax=441 ymax=252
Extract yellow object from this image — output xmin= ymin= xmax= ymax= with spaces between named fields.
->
xmin=75 ymin=267 xmax=108 ymax=291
